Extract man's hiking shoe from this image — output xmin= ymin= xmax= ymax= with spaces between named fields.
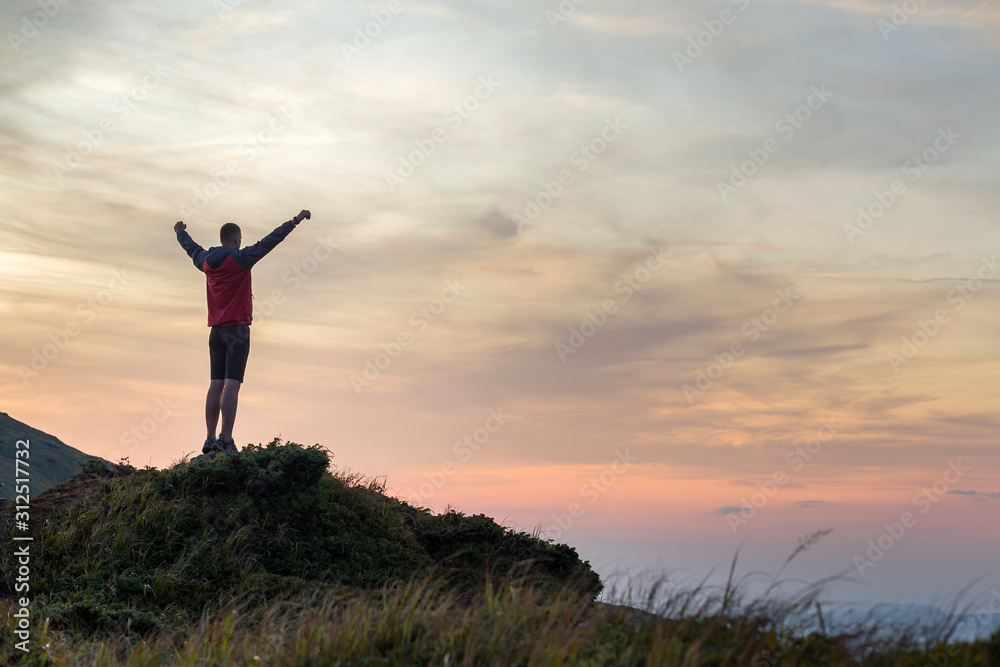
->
xmin=202 ymin=437 xmax=219 ymax=455
xmin=216 ymin=435 xmax=238 ymax=454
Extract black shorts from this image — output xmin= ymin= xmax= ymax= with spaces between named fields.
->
xmin=209 ymin=324 xmax=251 ymax=383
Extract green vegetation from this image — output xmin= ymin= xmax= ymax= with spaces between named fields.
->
xmin=1 ymin=439 xmax=998 ymax=665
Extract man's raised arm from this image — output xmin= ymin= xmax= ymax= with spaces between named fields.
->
xmin=236 ymin=209 xmax=311 ymax=270
xmin=174 ymin=221 xmax=207 ymax=271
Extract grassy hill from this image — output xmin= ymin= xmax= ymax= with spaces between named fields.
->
xmin=1 ymin=439 xmax=998 ymax=665
xmin=0 ymin=412 xmax=104 ymax=501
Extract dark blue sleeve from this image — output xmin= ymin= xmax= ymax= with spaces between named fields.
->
xmin=234 ymin=219 xmax=298 ymax=270
xmin=177 ymin=230 xmax=207 ymax=271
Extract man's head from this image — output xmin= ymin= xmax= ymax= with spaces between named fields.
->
xmin=220 ymin=223 xmax=242 ymax=249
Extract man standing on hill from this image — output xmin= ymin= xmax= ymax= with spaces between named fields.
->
xmin=174 ymin=210 xmax=310 ymax=455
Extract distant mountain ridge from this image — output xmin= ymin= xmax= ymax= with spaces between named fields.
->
xmin=791 ymin=602 xmax=1000 ymax=643
xmin=0 ymin=411 xmax=104 ymax=500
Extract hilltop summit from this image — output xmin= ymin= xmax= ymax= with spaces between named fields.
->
xmin=0 ymin=439 xmax=601 ymax=639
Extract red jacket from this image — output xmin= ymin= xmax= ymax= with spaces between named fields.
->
xmin=177 ymin=219 xmax=298 ymax=326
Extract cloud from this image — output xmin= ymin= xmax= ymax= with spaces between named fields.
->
xmin=566 ymin=12 xmax=684 ymax=36
xmin=782 ymin=0 xmax=1000 ymax=28
xmin=474 ymin=207 xmax=520 ymax=239
xmin=1 ymin=0 xmax=999 ymax=560
xmin=947 ymin=490 xmax=1000 ymax=499
xmin=797 ymin=500 xmax=826 ymax=508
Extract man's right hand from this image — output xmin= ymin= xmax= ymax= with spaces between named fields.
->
xmin=174 ymin=221 xmax=186 ymax=234
xmin=294 ymin=210 xmax=311 ymax=224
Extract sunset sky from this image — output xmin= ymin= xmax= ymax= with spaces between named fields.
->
xmin=2 ymin=0 xmax=999 ymax=610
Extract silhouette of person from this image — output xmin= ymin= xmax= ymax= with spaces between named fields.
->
xmin=174 ymin=210 xmax=310 ymax=454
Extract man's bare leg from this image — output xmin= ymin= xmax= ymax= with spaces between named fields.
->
xmin=219 ymin=379 xmax=242 ymax=439
xmin=206 ymin=379 xmax=225 ymax=439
